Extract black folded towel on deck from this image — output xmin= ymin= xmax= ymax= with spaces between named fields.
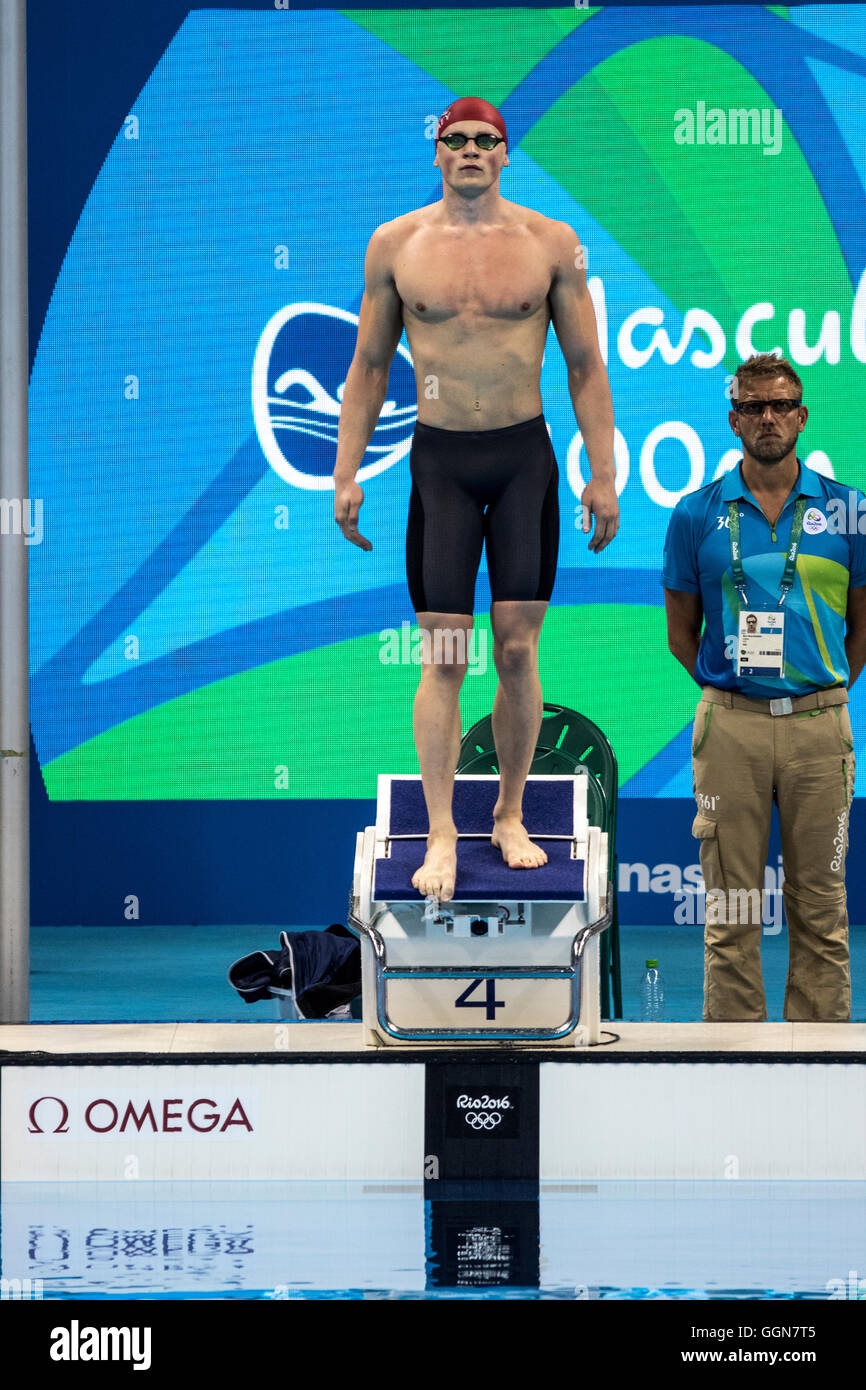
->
xmin=228 ymin=924 xmax=360 ymax=1019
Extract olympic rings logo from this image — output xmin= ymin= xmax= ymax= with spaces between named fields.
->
xmin=465 ymin=1111 xmax=502 ymax=1130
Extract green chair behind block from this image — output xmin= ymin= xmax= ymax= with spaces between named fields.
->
xmin=456 ymin=702 xmax=621 ymax=1018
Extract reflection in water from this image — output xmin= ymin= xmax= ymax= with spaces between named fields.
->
xmin=1 ymin=1181 xmax=861 ymax=1299
xmin=429 ymin=1202 xmax=539 ymax=1289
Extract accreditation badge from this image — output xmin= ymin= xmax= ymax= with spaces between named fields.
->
xmin=736 ymin=609 xmax=785 ymax=679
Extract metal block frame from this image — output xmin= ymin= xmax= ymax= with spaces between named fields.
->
xmin=348 ymin=775 xmax=612 ymax=1047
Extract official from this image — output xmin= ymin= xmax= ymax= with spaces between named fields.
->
xmin=663 ymin=353 xmax=866 ymax=1021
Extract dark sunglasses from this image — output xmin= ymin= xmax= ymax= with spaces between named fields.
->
xmin=437 ymin=133 xmax=505 ymax=150
xmin=733 ymin=399 xmax=802 ymax=417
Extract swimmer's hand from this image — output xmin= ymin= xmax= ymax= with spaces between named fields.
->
xmin=334 ymin=480 xmax=372 ymax=551
xmin=580 ymin=478 xmax=619 ymax=553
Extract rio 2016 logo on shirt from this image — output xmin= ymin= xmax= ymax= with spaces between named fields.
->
xmin=802 ymin=507 xmax=828 ymax=535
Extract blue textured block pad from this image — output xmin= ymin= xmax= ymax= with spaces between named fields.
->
xmin=374 ymin=838 xmax=586 ymax=902
xmin=386 ymin=778 xmax=576 ymax=836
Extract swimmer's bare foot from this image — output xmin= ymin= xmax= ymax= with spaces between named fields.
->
xmin=491 ymin=816 xmax=548 ymax=869
xmin=412 ymin=832 xmax=458 ymax=901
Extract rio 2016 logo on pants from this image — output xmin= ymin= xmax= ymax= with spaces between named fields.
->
xmin=830 ymin=811 xmax=848 ymax=872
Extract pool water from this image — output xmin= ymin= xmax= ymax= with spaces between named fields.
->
xmin=2 ymin=1180 xmax=863 ymax=1300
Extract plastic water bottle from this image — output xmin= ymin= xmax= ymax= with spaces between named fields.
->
xmin=640 ymin=959 xmax=664 ymax=1021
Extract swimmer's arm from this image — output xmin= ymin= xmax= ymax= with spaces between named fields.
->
xmin=548 ymin=223 xmax=615 ymax=487
xmin=548 ymin=223 xmax=618 ymax=551
xmin=333 ymin=224 xmax=404 ymax=488
xmin=664 ymin=588 xmax=703 ymax=679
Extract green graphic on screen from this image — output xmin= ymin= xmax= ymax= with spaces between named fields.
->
xmin=29 ymin=6 xmax=866 ymax=800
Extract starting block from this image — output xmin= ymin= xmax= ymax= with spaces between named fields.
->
xmin=348 ymin=774 xmax=611 ymax=1046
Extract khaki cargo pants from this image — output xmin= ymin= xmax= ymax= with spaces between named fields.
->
xmin=692 ymin=685 xmax=855 ymax=1022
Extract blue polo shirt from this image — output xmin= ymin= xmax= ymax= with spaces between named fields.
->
xmin=662 ymin=460 xmax=866 ymax=697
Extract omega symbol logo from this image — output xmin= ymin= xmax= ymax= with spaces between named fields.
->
xmin=28 ymin=1097 xmax=70 ymax=1134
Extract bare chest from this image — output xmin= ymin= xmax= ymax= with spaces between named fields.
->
xmin=395 ymin=228 xmax=552 ymax=325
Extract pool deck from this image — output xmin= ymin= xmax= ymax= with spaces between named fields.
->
xmin=2 ymin=1020 xmax=865 ymax=1059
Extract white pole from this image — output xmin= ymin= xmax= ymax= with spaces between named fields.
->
xmin=0 ymin=0 xmax=30 ymax=1022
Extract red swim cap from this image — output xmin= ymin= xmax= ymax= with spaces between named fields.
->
xmin=437 ymin=97 xmax=507 ymax=150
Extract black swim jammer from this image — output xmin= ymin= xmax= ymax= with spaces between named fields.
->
xmin=406 ymin=413 xmax=560 ymax=614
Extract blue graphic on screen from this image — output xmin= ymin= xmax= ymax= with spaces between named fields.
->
xmin=28 ymin=7 xmax=866 ymax=800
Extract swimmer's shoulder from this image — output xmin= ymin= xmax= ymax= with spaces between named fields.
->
xmin=503 ymin=202 xmax=554 ymax=230
xmin=363 ymin=210 xmax=431 ymax=278
xmin=501 ymin=205 xmax=587 ymax=284
xmin=520 ymin=205 xmax=581 ymax=247
xmin=368 ymin=208 xmax=432 ymax=247
xmin=498 ymin=201 xmax=578 ymax=253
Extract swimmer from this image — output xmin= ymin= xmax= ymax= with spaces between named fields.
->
xmin=334 ymin=97 xmax=618 ymax=900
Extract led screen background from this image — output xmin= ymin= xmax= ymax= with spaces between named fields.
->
xmin=29 ymin=5 xmax=866 ymax=804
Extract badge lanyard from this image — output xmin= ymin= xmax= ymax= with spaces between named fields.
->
xmin=728 ymin=496 xmax=806 ymax=608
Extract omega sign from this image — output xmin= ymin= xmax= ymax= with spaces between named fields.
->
xmin=27 ymin=1095 xmax=253 ymax=1135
